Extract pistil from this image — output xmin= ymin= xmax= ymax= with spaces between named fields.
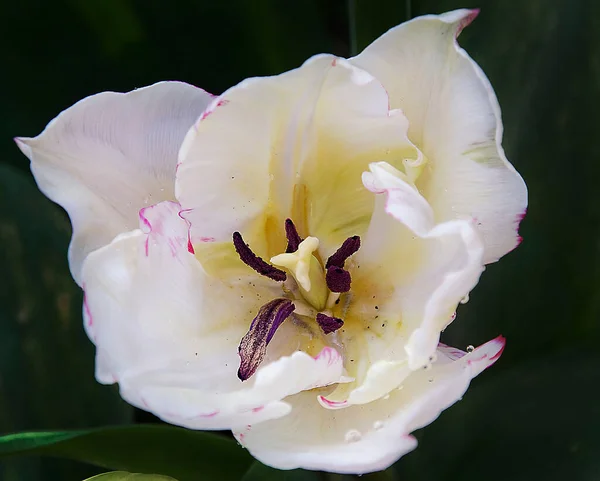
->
xmin=271 ymin=237 xmax=328 ymax=311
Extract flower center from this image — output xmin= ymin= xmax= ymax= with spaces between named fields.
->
xmin=232 ymin=219 xmax=361 ymax=380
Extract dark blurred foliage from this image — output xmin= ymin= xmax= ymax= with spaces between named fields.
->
xmin=0 ymin=0 xmax=599 ymax=480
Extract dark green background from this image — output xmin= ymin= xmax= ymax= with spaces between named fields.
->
xmin=1 ymin=0 xmax=598 ymax=480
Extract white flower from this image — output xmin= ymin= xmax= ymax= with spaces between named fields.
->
xmin=16 ymin=9 xmax=527 ymax=474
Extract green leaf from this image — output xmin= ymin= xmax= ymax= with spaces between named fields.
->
xmin=85 ymin=472 xmax=177 ymax=481
xmin=0 ymin=424 xmax=253 ymax=481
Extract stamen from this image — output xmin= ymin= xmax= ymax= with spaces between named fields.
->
xmin=326 ymin=235 xmax=361 ymax=269
xmin=285 ymin=218 xmax=303 ymax=253
xmin=233 ymin=232 xmax=286 ymax=282
xmin=316 ymin=313 xmax=344 ymax=334
xmin=238 ymin=298 xmax=295 ymax=381
xmin=326 ymin=266 xmax=351 ymax=293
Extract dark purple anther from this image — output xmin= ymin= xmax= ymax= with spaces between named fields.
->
xmin=285 ymin=218 xmax=303 ymax=253
xmin=316 ymin=313 xmax=344 ymax=334
xmin=238 ymin=298 xmax=295 ymax=381
xmin=233 ymin=231 xmax=286 ymax=282
xmin=326 ymin=266 xmax=351 ymax=293
xmin=326 ymin=235 xmax=361 ymax=269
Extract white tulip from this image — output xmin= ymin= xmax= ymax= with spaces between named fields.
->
xmin=16 ymin=10 xmax=526 ymax=474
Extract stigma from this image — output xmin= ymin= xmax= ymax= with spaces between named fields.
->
xmin=271 ymin=237 xmax=328 ymax=310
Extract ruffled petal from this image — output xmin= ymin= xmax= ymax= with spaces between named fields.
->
xmin=81 ymin=201 xmax=344 ymax=429
xmin=176 ymin=56 xmax=418 ymax=269
xmin=298 ymin=59 xmax=420 ymax=256
xmin=359 ymin=162 xmax=485 ymax=371
xmin=16 ymin=82 xmax=213 ymax=284
xmin=352 ymin=9 xmax=527 ymax=263
xmin=125 ymin=346 xmax=346 ymax=430
xmin=234 ymin=337 xmax=504 ymax=474
xmin=176 ymin=55 xmax=334 ymax=257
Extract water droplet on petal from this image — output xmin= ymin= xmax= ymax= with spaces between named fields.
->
xmin=466 ymin=345 xmax=475 ymax=353
xmin=460 ymin=294 xmax=470 ymax=304
xmin=373 ymin=421 xmax=384 ymax=430
xmin=423 ymin=362 xmax=432 ymax=371
xmin=428 ymin=377 xmax=434 ymax=383
xmin=345 ymin=429 xmax=362 ymax=442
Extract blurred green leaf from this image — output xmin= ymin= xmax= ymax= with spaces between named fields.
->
xmin=85 ymin=472 xmax=177 ymax=481
xmin=0 ymin=164 xmax=133 ymax=480
xmin=66 ymin=0 xmax=145 ymax=56
xmin=0 ymin=424 xmax=252 ymax=481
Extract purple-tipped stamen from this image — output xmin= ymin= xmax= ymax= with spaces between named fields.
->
xmin=316 ymin=313 xmax=344 ymax=334
xmin=326 ymin=235 xmax=361 ymax=269
xmin=233 ymin=231 xmax=286 ymax=282
xmin=238 ymin=298 xmax=295 ymax=381
xmin=285 ymin=218 xmax=303 ymax=253
xmin=326 ymin=266 xmax=351 ymax=293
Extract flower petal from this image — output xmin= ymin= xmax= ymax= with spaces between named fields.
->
xmin=128 ymin=346 xmax=346 ymax=430
xmin=234 ymin=337 xmax=505 ymax=474
xmin=16 ymin=82 xmax=213 ymax=284
xmin=176 ymin=55 xmax=334 ymax=256
xmin=176 ymin=56 xmax=419 ymax=266
xmin=321 ymin=159 xmax=483 ymax=404
xmin=352 ymin=9 xmax=527 ymax=263
xmin=299 ymin=59 xmax=421 ymax=256
xmin=81 ymin=201 xmax=344 ymax=429
xmin=359 ymin=162 xmax=485 ymax=371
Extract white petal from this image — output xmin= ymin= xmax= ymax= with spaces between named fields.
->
xmin=352 ymin=9 xmax=527 ymax=264
xmin=16 ymin=82 xmax=213 ymax=284
xmin=176 ymin=55 xmax=333 ymax=254
xmin=319 ymin=359 xmax=410 ymax=409
xmin=176 ymin=55 xmax=418 ymax=261
xmin=360 ymin=162 xmax=484 ymax=370
xmin=125 ymin=346 xmax=346 ymax=430
xmin=81 ymin=200 xmax=344 ymax=429
xmin=235 ymin=337 xmax=505 ymax=474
